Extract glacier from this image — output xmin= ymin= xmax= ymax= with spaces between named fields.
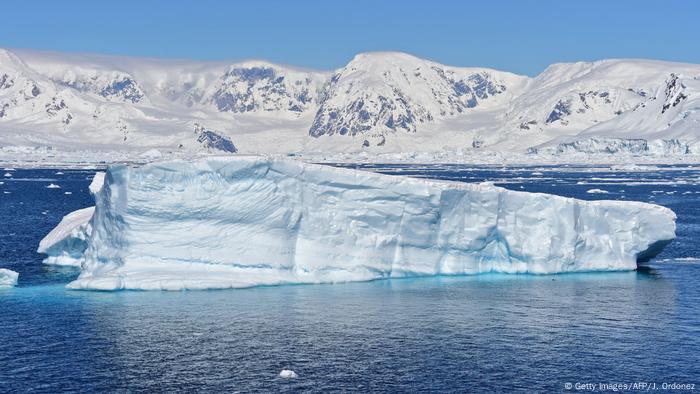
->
xmin=54 ymin=157 xmax=676 ymax=291
xmin=0 ymin=268 xmax=18 ymax=287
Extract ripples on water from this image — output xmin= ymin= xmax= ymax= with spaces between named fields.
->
xmin=1 ymin=165 xmax=698 ymax=392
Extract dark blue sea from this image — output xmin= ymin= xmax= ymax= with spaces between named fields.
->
xmin=1 ymin=165 xmax=699 ymax=392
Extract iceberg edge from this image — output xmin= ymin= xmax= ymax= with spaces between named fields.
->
xmin=56 ymin=156 xmax=674 ymax=291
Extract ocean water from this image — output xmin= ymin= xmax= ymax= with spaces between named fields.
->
xmin=1 ymin=165 xmax=699 ymax=392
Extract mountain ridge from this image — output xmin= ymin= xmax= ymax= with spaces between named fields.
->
xmin=1 ymin=47 xmax=699 ymax=161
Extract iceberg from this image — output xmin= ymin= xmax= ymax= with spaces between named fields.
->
xmin=0 ymin=269 xmax=19 ymax=287
xmin=279 ymin=370 xmax=298 ymax=379
xmin=37 ymin=172 xmax=104 ymax=266
xmin=59 ymin=157 xmax=676 ymax=291
xmin=37 ymin=207 xmax=94 ymax=266
xmin=586 ymin=189 xmax=609 ymax=194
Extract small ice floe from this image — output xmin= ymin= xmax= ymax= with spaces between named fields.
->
xmin=279 ymin=369 xmax=298 ymax=379
xmin=657 ymin=257 xmax=700 ymax=264
xmin=55 ymin=171 xmax=64 ymax=175
xmin=586 ymin=188 xmax=609 ymax=194
xmin=531 ymin=172 xmax=544 ymax=176
xmin=609 ymin=164 xmax=659 ymax=172
xmin=64 ymin=191 xmax=72 ymax=195
xmin=3 ymin=168 xmax=14 ymax=171
xmin=0 ymin=181 xmax=4 ymax=185
xmin=676 ymin=257 xmax=700 ymax=262
xmin=3 ymin=173 xmax=11 ymax=177
xmin=46 ymin=183 xmax=61 ymax=189
xmin=0 ymin=269 xmax=19 ymax=287
xmin=3 ymin=191 xmax=10 ymax=194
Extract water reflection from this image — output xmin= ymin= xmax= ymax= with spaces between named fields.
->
xmin=6 ymin=271 xmax=674 ymax=391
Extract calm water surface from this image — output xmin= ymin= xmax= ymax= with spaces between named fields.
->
xmin=1 ymin=165 xmax=699 ymax=392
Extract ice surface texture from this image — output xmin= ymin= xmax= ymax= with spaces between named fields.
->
xmin=37 ymin=207 xmax=94 ymax=266
xmin=0 ymin=269 xmax=18 ymax=287
xmin=62 ymin=157 xmax=676 ymax=291
xmin=37 ymin=172 xmax=104 ymax=266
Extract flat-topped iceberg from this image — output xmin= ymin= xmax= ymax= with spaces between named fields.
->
xmin=59 ymin=157 xmax=676 ymax=291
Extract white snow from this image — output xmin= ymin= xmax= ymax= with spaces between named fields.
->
xmin=279 ymin=370 xmax=298 ymax=379
xmin=139 ymin=149 xmax=163 ymax=159
xmin=46 ymin=183 xmax=61 ymax=189
xmin=64 ymin=157 xmax=676 ymax=291
xmin=89 ymin=172 xmax=105 ymax=195
xmin=37 ymin=207 xmax=95 ymax=266
xmin=0 ymin=269 xmax=18 ymax=287
xmin=1 ymin=47 xmax=700 ymax=166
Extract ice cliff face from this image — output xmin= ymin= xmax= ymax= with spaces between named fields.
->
xmin=60 ymin=157 xmax=675 ymax=291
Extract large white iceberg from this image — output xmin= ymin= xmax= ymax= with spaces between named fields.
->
xmin=37 ymin=172 xmax=104 ymax=266
xmin=0 ymin=269 xmax=19 ymax=287
xmin=58 ymin=157 xmax=676 ymax=291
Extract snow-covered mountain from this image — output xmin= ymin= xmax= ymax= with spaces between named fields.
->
xmin=309 ymin=52 xmax=527 ymax=148
xmin=509 ymin=60 xmax=700 ymax=155
xmin=533 ymin=72 xmax=700 ymax=155
xmin=1 ymin=48 xmax=699 ymax=163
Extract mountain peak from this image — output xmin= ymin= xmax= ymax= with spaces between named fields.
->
xmin=1 ymin=47 xmax=700 ymax=157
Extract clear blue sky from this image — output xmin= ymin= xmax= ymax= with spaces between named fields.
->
xmin=1 ymin=0 xmax=698 ymax=75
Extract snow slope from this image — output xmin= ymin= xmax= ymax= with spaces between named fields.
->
xmin=533 ymin=72 xmax=700 ymax=155
xmin=0 ymin=48 xmax=328 ymax=155
xmin=307 ymin=52 xmax=528 ymax=150
xmin=64 ymin=157 xmax=675 ymax=291
xmin=2 ymin=48 xmax=699 ymax=163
